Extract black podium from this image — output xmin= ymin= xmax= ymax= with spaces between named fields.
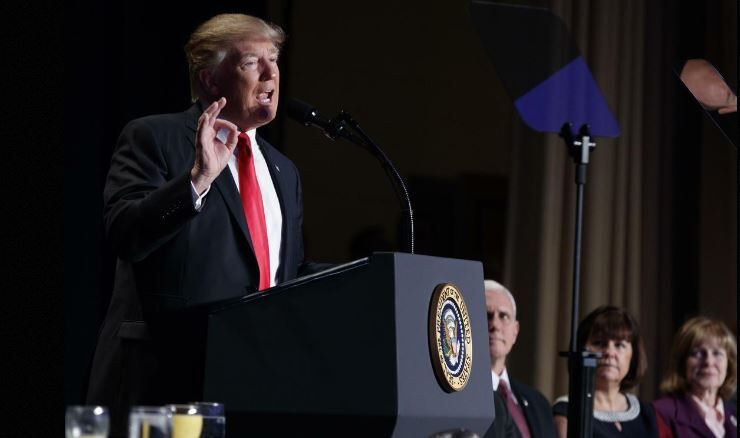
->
xmin=202 ymin=252 xmax=495 ymax=437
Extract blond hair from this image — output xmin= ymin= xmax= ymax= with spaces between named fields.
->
xmin=184 ymin=14 xmax=286 ymax=102
xmin=660 ymin=316 xmax=737 ymax=400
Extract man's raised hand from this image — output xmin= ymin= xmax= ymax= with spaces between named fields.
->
xmin=191 ymin=97 xmax=239 ymax=194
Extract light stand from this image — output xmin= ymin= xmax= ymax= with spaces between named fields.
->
xmin=559 ymin=122 xmax=602 ymax=438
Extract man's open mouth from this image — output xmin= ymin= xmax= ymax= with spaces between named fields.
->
xmin=257 ymin=89 xmax=274 ymax=105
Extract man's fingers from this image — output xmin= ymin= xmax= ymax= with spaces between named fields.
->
xmin=197 ymin=98 xmax=236 ymax=149
xmin=212 ymin=119 xmax=240 ymax=147
xmin=199 ymin=98 xmax=226 ymax=125
xmin=209 ymin=97 xmax=227 ymax=118
xmin=197 ymin=112 xmax=211 ymax=134
xmin=201 ymin=101 xmax=216 ymax=120
xmin=225 ymin=130 xmax=240 ymax=150
xmin=212 ymin=117 xmax=238 ymax=134
xmin=198 ymin=98 xmax=229 ymax=134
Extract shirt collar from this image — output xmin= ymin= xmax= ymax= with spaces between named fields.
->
xmin=245 ymin=129 xmax=258 ymax=151
xmin=231 ymin=129 xmax=259 ymax=158
xmin=491 ymin=367 xmax=510 ymax=391
xmin=690 ymin=394 xmax=725 ymax=421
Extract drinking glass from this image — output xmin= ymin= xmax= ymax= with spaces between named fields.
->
xmin=190 ymin=402 xmax=225 ymax=438
xmin=66 ymin=405 xmax=110 ymax=438
xmin=129 ymin=406 xmax=170 ymax=438
xmin=166 ymin=404 xmax=203 ymax=438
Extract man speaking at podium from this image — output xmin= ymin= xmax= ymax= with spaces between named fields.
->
xmin=86 ymin=13 xmax=315 ymax=436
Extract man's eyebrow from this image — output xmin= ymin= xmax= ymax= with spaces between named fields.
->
xmin=240 ymin=48 xmax=280 ymax=58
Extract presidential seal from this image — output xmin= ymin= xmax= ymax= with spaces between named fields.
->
xmin=428 ymin=283 xmax=473 ymax=392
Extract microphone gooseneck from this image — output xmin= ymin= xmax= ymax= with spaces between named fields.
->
xmin=285 ymin=98 xmax=415 ymax=254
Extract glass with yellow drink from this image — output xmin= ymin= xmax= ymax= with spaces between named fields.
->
xmin=166 ymin=404 xmax=203 ymax=438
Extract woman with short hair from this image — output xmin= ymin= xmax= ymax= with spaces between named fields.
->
xmin=553 ymin=305 xmax=658 ymax=437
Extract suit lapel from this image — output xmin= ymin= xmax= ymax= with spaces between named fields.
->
xmin=510 ymin=380 xmax=536 ymax=435
xmin=255 ymin=136 xmax=286 ymax=201
xmin=725 ymin=401 xmax=738 ymax=437
xmin=213 ymin=169 xmax=253 ymax=251
xmin=674 ymin=395 xmax=717 ymax=437
xmin=184 ymin=101 xmax=254 ymax=253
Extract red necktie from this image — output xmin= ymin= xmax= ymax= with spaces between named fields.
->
xmin=498 ymin=380 xmax=531 ymax=438
xmin=237 ymin=132 xmax=271 ymax=291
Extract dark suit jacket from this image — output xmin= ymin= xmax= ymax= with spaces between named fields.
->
xmin=652 ymin=394 xmax=737 ymax=438
xmin=86 ymin=102 xmax=311 ymax=436
xmin=486 ymin=390 xmax=523 ymax=438
xmin=509 ymin=378 xmax=558 ymax=438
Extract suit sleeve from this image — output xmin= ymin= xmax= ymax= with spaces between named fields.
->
xmin=104 ymin=118 xmax=197 ymax=262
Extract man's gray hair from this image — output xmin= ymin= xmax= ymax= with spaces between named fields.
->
xmin=484 ymin=279 xmax=517 ymax=320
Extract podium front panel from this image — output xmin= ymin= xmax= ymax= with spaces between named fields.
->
xmin=203 ymin=253 xmax=494 ymax=436
xmin=392 ymin=253 xmax=494 ymax=437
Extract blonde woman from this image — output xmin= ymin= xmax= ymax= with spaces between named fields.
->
xmin=652 ymin=317 xmax=737 ymax=438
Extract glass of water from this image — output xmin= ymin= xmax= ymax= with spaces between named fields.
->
xmin=66 ymin=405 xmax=109 ymax=438
xmin=129 ymin=406 xmax=170 ymax=438
xmin=190 ymin=402 xmax=225 ymax=438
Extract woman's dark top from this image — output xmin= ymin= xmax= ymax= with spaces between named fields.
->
xmin=553 ymin=393 xmax=658 ymax=437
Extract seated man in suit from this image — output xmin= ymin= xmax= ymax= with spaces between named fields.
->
xmin=86 ymin=13 xmax=322 ymax=437
xmin=485 ymin=279 xmax=557 ymax=438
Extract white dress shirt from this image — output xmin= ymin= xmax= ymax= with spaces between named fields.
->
xmin=192 ymin=128 xmax=283 ymax=288
xmin=492 ymin=367 xmax=522 ymax=406
xmin=230 ymin=129 xmax=282 ymax=288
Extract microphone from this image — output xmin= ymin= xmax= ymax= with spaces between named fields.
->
xmin=285 ymin=98 xmax=330 ymax=130
xmin=285 ymin=98 xmax=360 ymax=143
xmin=284 ymin=97 xmax=415 ymax=254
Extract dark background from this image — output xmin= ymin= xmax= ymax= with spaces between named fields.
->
xmin=64 ymin=0 xmax=736 ymax=417
xmin=66 ymin=0 xmax=508 ymax=407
